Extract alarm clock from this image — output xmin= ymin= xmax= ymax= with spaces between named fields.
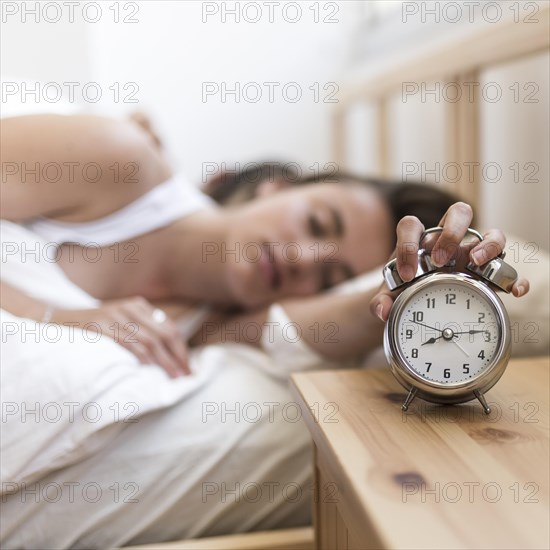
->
xmin=383 ymin=227 xmax=518 ymax=414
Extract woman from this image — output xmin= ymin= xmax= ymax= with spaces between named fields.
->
xmin=1 ymin=114 xmax=528 ymax=369
xmin=0 ymin=114 xmax=529 ymax=547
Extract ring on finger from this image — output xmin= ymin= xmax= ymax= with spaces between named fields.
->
xmin=152 ymin=308 xmax=167 ymax=324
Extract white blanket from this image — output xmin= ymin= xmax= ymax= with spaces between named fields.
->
xmin=0 ymin=221 xmax=315 ymax=548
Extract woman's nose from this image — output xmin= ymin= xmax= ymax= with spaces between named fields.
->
xmin=286 ymin=240 xmax=334 ymax=287
xmin=286 ymin=241 xmax=321 ymax=270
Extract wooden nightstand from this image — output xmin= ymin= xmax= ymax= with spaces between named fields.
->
xmin=291 ymin=357 xmax=549 ymax=550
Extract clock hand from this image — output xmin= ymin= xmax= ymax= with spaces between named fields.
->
xmin=422 ymin=329 xmax=482 ymax=347
xmin=411 ymin=321 xmax=444 ymax=333
xmin=452 ymin=339 xmax=470 ymax=357
xmin=421 ymin=335 xmax=445 ymax=346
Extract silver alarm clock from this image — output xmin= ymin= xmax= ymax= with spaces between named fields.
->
xmin=383 ymin=228 xmax=518 ymax=414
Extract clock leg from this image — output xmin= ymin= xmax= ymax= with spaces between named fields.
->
xmin=402 ymin=388 xmax=418 ymax=411
xmin=474 ymin=390 xmax=491 ymax=415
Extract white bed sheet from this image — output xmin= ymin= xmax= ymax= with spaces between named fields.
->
xmin=0 ymin=221 xmax=314 ymax=548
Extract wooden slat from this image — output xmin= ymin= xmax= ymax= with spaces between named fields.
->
xmin=376 ymin=98 xmax=390 ymax=177
xmin=445 ymin=70 xmax=481 ymax=208
xmin=332 ymin=107 xmax=347 ymax=168
xmin=292 ymin=357 xmax=550 ymax=550
xmin=121 ymin=527 xmax=314 ymax=550
xmin=335 ymin=506 xmax=348 ymax=549
xmin=312 ymin=446 xmax=322 ymax=549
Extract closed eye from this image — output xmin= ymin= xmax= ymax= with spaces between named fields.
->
xmin=308 ymin=214 xmax=326 ymax=237
xmin=308 ymin=206 xmax=344 ymax=239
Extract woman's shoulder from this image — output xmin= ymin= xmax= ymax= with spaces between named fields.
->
xmin=1 ymin=114 xmax=173 ymax=222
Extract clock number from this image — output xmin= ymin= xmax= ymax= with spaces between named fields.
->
xmin=412 ymin=311 xmax=424 ymax=322
xmin=425 ymin=362 xmax=432 ymax=372
xmin=478 ymin=313 xmax=485 ymax=323
xmin=483 ymin=332 xmax=491 ymax=342
xmin=444 ymin=368 xmax=451 ymax=379
xmin=466 ymin=298 xmax=471 ymax=309
xmin=462 ymin=363 xmax=470 ymax=374
xmin=406 ymin=329 xmax=413 ymax=339
xmin=445 ymin=293 xmax=456 ymax=304
xmin=412 ymin=348 xmax=418 ymax=358
xmin=426 ymin=298 xmax=435 ymax=308
xmin=478 ymin=350 xmax=485 ymax=360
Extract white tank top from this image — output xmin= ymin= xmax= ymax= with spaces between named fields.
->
xmin=25 ymin=174 xmax=215 ymax=247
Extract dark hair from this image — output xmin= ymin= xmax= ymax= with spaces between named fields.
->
xmin=202 ymin=163 xmax=467 ymax=247
xmin=203 ymin=162 xmax=301 ymax=205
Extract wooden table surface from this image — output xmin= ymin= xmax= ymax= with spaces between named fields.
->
xmin=291 ymin=357 xmax=550 ymax=550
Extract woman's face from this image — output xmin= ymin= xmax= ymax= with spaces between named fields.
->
xmin=222 ymin=182 xmax=394 ymax=308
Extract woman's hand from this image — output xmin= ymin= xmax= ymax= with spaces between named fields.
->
xmin=370 ymin=202 xmax=530 ymax=322
xmin=52 ymin=297 xmax=190 ymax=378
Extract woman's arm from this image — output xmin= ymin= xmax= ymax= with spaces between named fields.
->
xmin=1 ymin=114 xmax=171 ymax=222
xmin=0 ymin=280 xmax=189 ymax=377
xmin=189 ymin=288 xmax=383 ymax=362
xmin=0 ymin=280 xmax=50 ymax=320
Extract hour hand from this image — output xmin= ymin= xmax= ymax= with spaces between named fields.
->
xmin=422 ymin=336 xmax=442 ymax=346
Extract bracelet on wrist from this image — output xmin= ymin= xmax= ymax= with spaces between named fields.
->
xmin=41 ymin=303 xmax=55 ymax=324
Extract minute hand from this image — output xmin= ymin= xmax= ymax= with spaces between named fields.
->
xmin=411 ymin=321 xmax=444 ymax=333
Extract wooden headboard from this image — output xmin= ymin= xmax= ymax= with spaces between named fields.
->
xmin=333 ymin=4 xmax=550 ymax=210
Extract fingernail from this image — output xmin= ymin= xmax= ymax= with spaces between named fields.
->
xmin=376 ymin=304 xmax=385 ymax=322
xmin=472 ymin=249 xmax=486 ymax=266
xmin=432 ymin=249 xmax=448 ymax=267
xmin=401 ymin=265 xmax=414 ymax=282
xmin=516 ymin=285 xmax=525 ymax=297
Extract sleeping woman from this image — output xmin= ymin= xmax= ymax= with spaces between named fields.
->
xmin=0 ymin=114 xmax=529 ymax=548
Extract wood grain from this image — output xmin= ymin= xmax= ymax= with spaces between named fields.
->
xmin=291 ymin=357 xmax=550 ymax=550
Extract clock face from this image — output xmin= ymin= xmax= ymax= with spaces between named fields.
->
xmin=395 ymin=280 xmax=502 ymax=385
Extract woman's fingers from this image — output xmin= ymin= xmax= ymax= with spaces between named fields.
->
xmin=467 ymin=229 xmax=529 ymax=297
xmin=148 ymin=339 xmax=185 ymax=379
xmin=370 ymin=214 xmax=427 ymax=323
xmin=432 ymin=202 xmax=474 ymax=267
xmin=511 ymin=276 xmax=530 ymax=298
xmin=370 ymin=201 xmax=530 ymax=325
xmin=126 ymin=341 xmax=155 ymax=366
xmin=124 ymin=299 xmax=191 ymax=377
xmin=395 ymin=216 xmax=424 ymax=282
xmin=369 ymin=283 xmax=395 ymax=323
xmin=127 ymin=328 xmax=185 ymax=379
xmin=139 ymin=317 xmax=190 ymax=377
xmin=470 ymin=228 xmax=506 ymax=266
xmin=173 ymin=335 xmax=191 ymax=374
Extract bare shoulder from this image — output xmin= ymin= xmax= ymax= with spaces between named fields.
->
xmin=1 ymin=114 xmax=173 ymax=221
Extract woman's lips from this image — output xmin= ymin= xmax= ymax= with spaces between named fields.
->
xmin=260 ymin=244 xmax=281 ymax=290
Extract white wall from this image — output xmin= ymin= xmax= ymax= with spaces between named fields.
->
xmin=0 ymin=9 xmax=91 ymax=83
xmin=1 ymin=1 xmax=359 ymax=182
xmin=86 ymin=1 xmax=359 ymax=183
